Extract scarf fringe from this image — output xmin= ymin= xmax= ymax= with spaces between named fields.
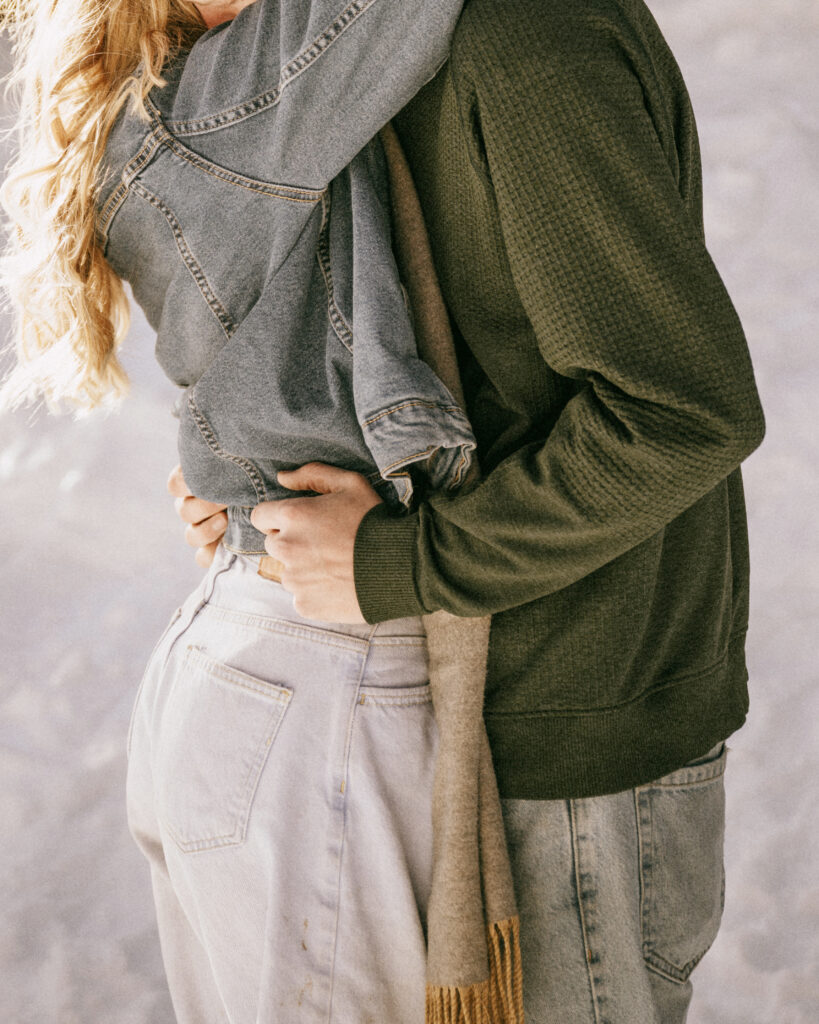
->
xmin=426 ymin=917 xmax=524 ymax=1024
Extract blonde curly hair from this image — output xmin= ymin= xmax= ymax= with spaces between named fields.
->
xmin=0 ymin=0 xmax=206 ymax=412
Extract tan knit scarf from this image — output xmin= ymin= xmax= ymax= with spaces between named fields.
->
xmin=258 ymin=123 xmax=525 ymax=1022
xmin=380 ymin=122 xmax=525 ymax=1024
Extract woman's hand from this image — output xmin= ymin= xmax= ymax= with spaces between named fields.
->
xmin=167 ymin=464 xmax=228 ymax=568
xmin=251 ymin=463 xmax=383 ymax=623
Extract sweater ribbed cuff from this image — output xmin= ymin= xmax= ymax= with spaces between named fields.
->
xmin=354 ymin=503 xmax=427 ymax=623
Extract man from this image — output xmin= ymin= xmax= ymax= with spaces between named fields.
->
xmin=173 ymin=0 xmax=764 ymax=1018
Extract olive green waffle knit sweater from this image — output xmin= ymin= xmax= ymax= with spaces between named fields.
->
xmin=353 ymin=0 xmax=765 ymax=799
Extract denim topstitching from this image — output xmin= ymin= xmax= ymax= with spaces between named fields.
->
xmin=316 ymin=191 xmax=354 ymax=352
xmin=162 ymin=647 xmax=293 ymax=852
xmin=207 ymin=604 xmax=392 ymax=655
xmin=186 ymin=394 xmax=269 ymax=503
xmin=146 ymin=104 xmax=326 ymax=201
xmin=163 ymin=0 xmax=380 ymax=137
xmin=568 ymin=799 xmax=605 ymax=1024
xmin=634 ymin=782 xmax=712 ymax=983
xmin=130 ymin=181 xmax=236 ymax=338
xmin=98 ymin=131 xmax=163 ymax=242
xmin=327 ymin=618 xmax=380 ymax=1018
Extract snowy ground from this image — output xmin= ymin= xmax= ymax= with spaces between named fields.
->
xmin=1 ymin=1 xmax=817 ymax=1021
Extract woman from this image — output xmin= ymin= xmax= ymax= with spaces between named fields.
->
xmin=0 ymin=1 xmax=485 ymax=1020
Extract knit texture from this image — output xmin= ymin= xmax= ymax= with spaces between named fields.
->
xmin=354 ymin=0 xmax=765 ymax=799
xmin=381 ymin=122 xmax=523 ymax=1023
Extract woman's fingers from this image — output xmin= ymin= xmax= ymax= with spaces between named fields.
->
xmin=194 ymin=539 xmax=222 ymax=569
xmin=175 ymin=493 xmax=229 ymax=525
xmin=167 ymin=463 xmax=192 ymax=498
xmin=184 ymin=511 xmax=229 ymax=549
xmin=167 ymin=463 xmax=229 ymax=565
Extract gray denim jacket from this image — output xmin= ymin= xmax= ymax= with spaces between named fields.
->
xmin=96 ymin=0 xmax=474 ymax=554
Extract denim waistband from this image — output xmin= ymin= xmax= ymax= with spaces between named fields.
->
xmin=205 ymin=545 xmax=427 ymax=642
xmin=222 ymin=508 xmax=270 ymax=558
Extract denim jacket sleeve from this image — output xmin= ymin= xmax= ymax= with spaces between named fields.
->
xmin=169 ymin=0 xmax=464 ymax=189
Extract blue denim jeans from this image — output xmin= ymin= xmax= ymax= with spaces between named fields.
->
xmin=502 ymin=744 xmax=726 ymax=1024
xmin=127 ymin=546 xmax=725 ymax=1023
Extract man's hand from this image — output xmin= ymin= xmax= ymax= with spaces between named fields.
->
xmin=250 ymin=463 xmax=383 ymax=623
xmin=167 ymin=464 xmax=228 ymax=568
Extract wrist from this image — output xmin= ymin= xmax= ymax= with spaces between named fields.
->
xmin=353 ymin=504 xmax=426 ymax=623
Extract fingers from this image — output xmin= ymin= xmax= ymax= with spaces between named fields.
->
xmin=250 ymin=498 xmax=285 ymax=534
xmin=167 ymin=464 xmax=192 ymax=498
xmin=263 ymin=529 xmax=291 ymax=564
xmin=184 ymin=510 xmax=229 ymax=549
xmin=195 ymin=539 xmax=221 ymax=569
xmin=277 ymin=462 xmax=366 ymax=495
xmin=167 ymin=463 xmax=229 ymax=569
xmin=175 ymin=493 xmax=228 ymax=526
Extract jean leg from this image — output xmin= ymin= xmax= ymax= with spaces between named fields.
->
xmin=330 ymin=640 xmax=436 ymax=1024
xmin=150 ymin=862 xmax=229 ymax=1024
xmin=127 ymin=646 xmax=231 ymax=1024
xmin=502 ymin=746 xmax=727 ymax=1024
xmin=127 ymin=550 xmax=438 ymax=1023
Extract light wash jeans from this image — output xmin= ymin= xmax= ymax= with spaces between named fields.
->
xmin=127 ymin=546 xmax=436 ymax=1023
xmin=502 ymin=744 xmax=726 ymax=1024
xmin=127 ymin=546 xmax=726 ymax=1023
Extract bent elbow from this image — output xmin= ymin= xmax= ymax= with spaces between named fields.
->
xmin=717 ymin=390 xmax=766 ymax=467
xmin=735 ymin=391 xmax=766 ymax=457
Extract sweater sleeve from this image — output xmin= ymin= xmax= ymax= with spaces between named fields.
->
xmin=354 ymin=4 xmax=765 ymax=622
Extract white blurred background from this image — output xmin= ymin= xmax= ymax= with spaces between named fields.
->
xmin=1 ymin=1 xmax=817 ymax=1021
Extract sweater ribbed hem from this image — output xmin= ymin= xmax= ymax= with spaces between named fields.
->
xmin=354 ymin=503 xmax=426 ymax=622
xmin=486 ymin=632 xmax=750 ymax=800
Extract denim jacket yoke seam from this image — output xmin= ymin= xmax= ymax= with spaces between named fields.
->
xmin=98 ymin=132 xmax=163 ymax=244
xmin=129 ymin=180 xmax=237 ymax=339
xmin=99 ymin=109 xmax=326 ymax=251
xmin=98 ymin=106 xmax=331 ymax=349
xmin=162 ymin=0 xmax=379 ymax=141
xmin=146 ymin=103 xmax=326 ymax=201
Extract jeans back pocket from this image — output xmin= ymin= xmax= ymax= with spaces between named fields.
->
xmin=156 ymin=645 xmax=292 ymax=853
xmin=636 ymin=745 xmax=727 ymax=983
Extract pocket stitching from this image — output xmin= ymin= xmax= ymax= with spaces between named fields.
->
xmin=161 ymin=646 xmax=292 ymax=853
xmin=643 ymin=945 xmax=708 ymax=985
xmin=357 ymin=691 xmax=432 ymax=708
xmin=316 ymin=190 xmax=354 ymax=353
xmin=636 ymin=765 xmax=726 ymax=983
xmin=129 ymin=180 xmax=236 ymax=339
xmin=185 ymin=394 xmax=269 ymax=504
xmin=646 ymin=749 xmax=727 ymax=790
xmin=184 ymin=645 xmax=291 ymax=704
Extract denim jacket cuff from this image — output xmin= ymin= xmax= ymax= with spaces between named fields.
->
xmin=354 ymin=504 xmax=427 ymax=623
